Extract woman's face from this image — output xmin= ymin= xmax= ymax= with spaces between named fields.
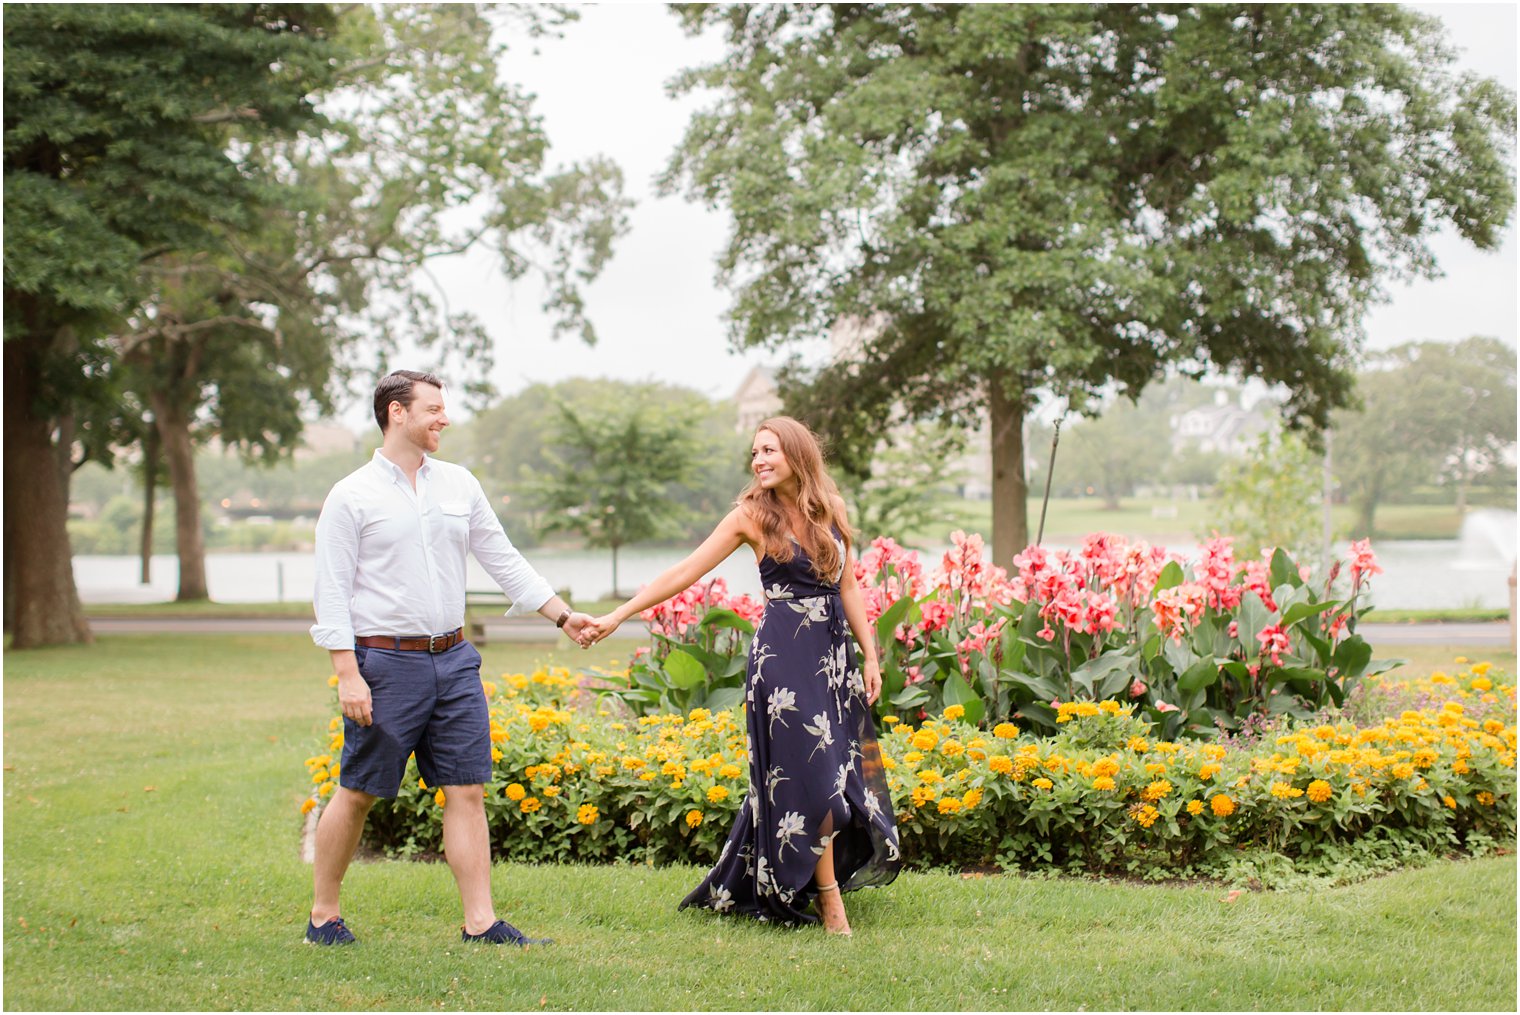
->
xmin=751 ymin=429 xmax=795 ymax=492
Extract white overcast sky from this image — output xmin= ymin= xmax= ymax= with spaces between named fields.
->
xmin=384 ymin=2 xmax=1518 ymax=423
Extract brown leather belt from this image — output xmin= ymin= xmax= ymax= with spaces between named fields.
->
xmin=355 ymin=627 xmax=465 ymax=653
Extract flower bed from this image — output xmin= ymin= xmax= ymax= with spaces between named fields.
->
xmin=302 ymin=662 xmax=1516 ymax=881
xmin=607 ymin=531 xmax=1397 ymax=740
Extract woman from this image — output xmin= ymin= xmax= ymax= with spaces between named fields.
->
xmin=590 ymin=416 xmax=900 ymax=934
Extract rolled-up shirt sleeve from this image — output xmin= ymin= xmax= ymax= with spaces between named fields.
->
xmin=468 ymin=479 xmax=555 ymax=618
xmin=310 ymin=489 xmax=360 ymax=649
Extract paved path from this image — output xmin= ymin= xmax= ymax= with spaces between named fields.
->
xmin=83 ymin=616 xmax=1512 ymax=646
xmin=83 ymin=615 xmax=649 ymax=642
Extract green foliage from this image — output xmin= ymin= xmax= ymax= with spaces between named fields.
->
xmin=1211 ymin=430 xmax=1322 ymax=560
xmin=527 ymin=396 xmax=708 ymax=594
xmin=455 ymin=378 xmax=748 ymax=546
xmin=838 ymin=419 xmax=969 ymax=544
xmin=663 ymin=3 xmax=1517 ymax=557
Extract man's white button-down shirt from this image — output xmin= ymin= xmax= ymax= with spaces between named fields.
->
xmin=310 ymin=451 xmax=555 ymax=649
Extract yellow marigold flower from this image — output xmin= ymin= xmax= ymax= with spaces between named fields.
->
xmin=706 ymin=785 xmax=729 ymax=804
xmin=903 ymin=751 xmax=924 ymax=765
xmin=882 ymin=715 xmax=900 ymax=726
xmin=917 ymin=769 xmax=944 ymax=784
xmin=662 ymin=761 xmax=686 ymax=779
xmin=318 ymin=781 xmax=334 ymax=798
xmin=1454 ymin=656 xmax=1470 ymax=665
xmin=1098 ymin=699 xmax=1121 ymax=715
xmin=327 ymin=674 xmax=339 ymax=687
xmin=1092 ymin=776 xmax=1116 ymax=792
xmin=882 ymin=756 xmax=897 ymax=770
xmin=435 ymin=789 xmax=448 ymax=807
xmin=505 ymin=783 xmax=526 ymax=801
xmin=1127 ymin=737 xmax=1150 ymax=753
xmin=993 ymin=723 xmax=1018 ymax=739
xmin=1186 ymin=799 xmax=1204 ymax=816
xmin=1483 ymin=720 xmax=1504 ymax=735
xmin=1144 ymin=762 xmax=1168 ymax=775
xmin=577 ymin=804 xmax=598 ymax=825
xmin=311 ymin=769 xmax=328 ymax=785
xmin=543 ymin=785 xmax=561 ymax=798
xmin=1210 ymin=794 xmax=1236 ymax=817
xmin=911 ymin=729 xmax=940 ymax=751
xmin=1092 ymin=757 xmax=1120 ymax=778
xmin=941 ymin=739 xmax=964 ymax=758
xmin=1453 ymin=759 xmax=1470 ymax=775
xmin=1412 ymin=748 xmax=1438 ymax=769
xmin=1032 ymin=777 xmax=1054 ymax=791
xmin=937 ymin=796 xmax=963 ymax=815
xmin=1443 ymin=795 xmax=1457 ymax=809
xmin=638 ymin=772 xmax=656 ymax=782
xmin=1306 ymin=780 xmax=1333 ymax=803
xmin=989 ymin=756 xmax=1014 ymax=776
xmin=942 ymin=704 xmax=966 ymax=722
xmin=688 ymin=707 xmax=711 ymax=723
xmin=328 ymin=716 xmax=342 ymax=731
xmin=718 ymin=763 xmax=742 ymax=779
xmin=1141 ymin=780 xmax=1172 ymax=802
xmin=301 ymin=797 xmax=318 ymax=814
xmin=520 ymin=796 xmax=541 ymax=814
xmin=1472 ymin=676 xmax=1493 ymax=692
xmin=1472 ymin=662 xmax=1491 ymax=676
xmin=1391 ymin=763 xmax=1416 ymax=780
xmin=1198 ymin=763 xmax=1220 ymax=781
xmin=682 ymin=809 xmax=702 ymax=829
xmin=1476 ymin=791 xmax=1496 ymax=806
xmin=1129 ymin=803 xmax=1160 ymax=828
xmin=1269 ymin=781 xmax=1303 ymax=799
xmin=963 ymin=788 xmax=983 ymax=808
xmin=481 ymin=680 xmax=497 ymax=698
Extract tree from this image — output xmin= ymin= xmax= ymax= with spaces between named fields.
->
xmin=1052 ymin=398 xmax=1173 ymax=509
xmin=111 ymin=4 xmax=630 ymax=601
xmin=4 ymin=3 xmax=340 ymax=645
xmin=662 ymin=3 xmax=1516 ymax=568
xmin=1332 ymin=338 xmax=1517 ymax=537
xmin=527 ymin=399 xmax=707 ymax=597
xmin=1211 ymin=429 xmax=1321 ymax=560
xmin=838 ymin=418 xmax=968 ymax=544
xmin=455 ymin=378 xmax=746 ymax=545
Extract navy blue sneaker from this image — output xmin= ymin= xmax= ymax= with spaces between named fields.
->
xmin=461 ymin=919 xmax=552 ymax=946
xmin=305 ymin=916 xmax=357 ymax=945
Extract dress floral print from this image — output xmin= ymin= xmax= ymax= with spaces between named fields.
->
xmin=680 ymin=531 xmax=901 ymax=924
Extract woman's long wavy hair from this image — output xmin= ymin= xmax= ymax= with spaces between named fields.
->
xmin=738 ymin=416 xmax=852 ymax=581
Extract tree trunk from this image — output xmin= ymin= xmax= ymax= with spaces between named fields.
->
xmin=140 ymin=424 xmax=160 ymax=584
xmin=3 ymin=334 xmax=93 ymax=647
xmin=149 ymin=393 xmax=209 ymax=601
xmin=989 ymin=371 xmax=1030 ymax=567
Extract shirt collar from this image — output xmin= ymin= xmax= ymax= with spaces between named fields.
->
xmin=370 ymin=449 xmax=432 ymax=484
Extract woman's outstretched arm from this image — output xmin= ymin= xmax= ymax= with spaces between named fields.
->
xmin=591 ymin=508 xmax=752 ymax=640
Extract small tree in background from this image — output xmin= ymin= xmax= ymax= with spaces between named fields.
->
xmin=1210 ymin=429 xmax=1320 ymax=561
xmin=529 ymin=400 xmax=705 ymax=597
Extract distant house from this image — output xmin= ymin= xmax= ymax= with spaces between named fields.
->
xmin=294 ymin=420 xmax=364 ymax=460
xmin=734 ymin=365 xmax=784 ymax=435
xmin=1169 ymin=392 xmax=1272 ymax=455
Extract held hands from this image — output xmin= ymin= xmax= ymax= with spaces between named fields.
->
xmin=561 ymin=612 xmax=599 ymax=649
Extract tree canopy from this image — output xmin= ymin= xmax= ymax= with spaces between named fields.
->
xmin=662 ymin=3 xmax=1516 ymax=565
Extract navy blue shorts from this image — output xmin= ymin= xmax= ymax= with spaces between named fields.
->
xmin=339 ymin=639 xmax=491 ymax=798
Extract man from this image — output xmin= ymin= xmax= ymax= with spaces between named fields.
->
xmin=305 ymin=370 xmax=595 ymax=946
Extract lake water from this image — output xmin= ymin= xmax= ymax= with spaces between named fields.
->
xmin=73 ymin=533 xmax=1516 ymax=610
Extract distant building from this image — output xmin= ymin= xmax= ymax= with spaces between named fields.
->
xmin=734 ymin=365 xmax=783 ymax=435
xmin=294 ymin=420 xmax=364 ymax=460
xmin=1169 ymin=390 xmax=1272 ymax=455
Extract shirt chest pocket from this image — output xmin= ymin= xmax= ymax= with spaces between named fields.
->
xmin=437 ymin=500 xmax=471 ymax=546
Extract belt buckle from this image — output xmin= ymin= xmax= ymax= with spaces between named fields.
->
xmin=428 ymin=633 xmax=449 ymax=654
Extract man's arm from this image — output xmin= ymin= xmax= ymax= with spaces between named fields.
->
xmin=311 ymin=491 xmax=372 ymax=724
xmin=467 ymin=479 xmax=593 ymax=642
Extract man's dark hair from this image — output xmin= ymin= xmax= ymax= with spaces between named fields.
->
xmin=373 ymin=370 xmax=445 ymax=433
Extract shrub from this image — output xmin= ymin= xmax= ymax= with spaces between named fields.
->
xmin=302 ymin=662 xmax=1516 ymax=881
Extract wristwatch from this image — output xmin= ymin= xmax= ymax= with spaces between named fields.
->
xmin=555 ymin=607 xmax=573 ymax=629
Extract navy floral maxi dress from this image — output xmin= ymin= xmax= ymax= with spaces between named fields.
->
xmin=680 ymin=532 xmax=901 ymax=924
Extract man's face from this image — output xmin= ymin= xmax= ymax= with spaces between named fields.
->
xmin=395 ymin=382 xmax=449 ymax=453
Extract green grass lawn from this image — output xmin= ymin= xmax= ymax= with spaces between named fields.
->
xmin=4 ymin=635 xmax=1515 ymax=1010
